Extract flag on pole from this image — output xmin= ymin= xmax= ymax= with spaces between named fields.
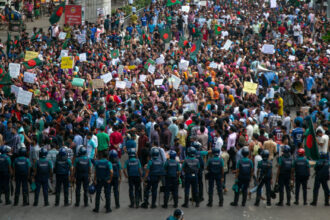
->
xmin=49 ymin=2 xmax=65 ymax=25
xmin=166 ymin=0 xmax=182 ymax=7
xmin=23 ymin=58 xmax=42 ymax=69
xmin=160 ymin=28 xmax=172 ymax=43
xmin=179 ymin=36 xmax=189 ymax=48
xmin=38 ymin=100 xmax=60 ymax=113
xmin=111 ymin=49 xmax=119 ymax=59
xmin=215 ymin=25 xmax=222 ymax=35
xmin=304 ymin=117 xmax=319 ymax=160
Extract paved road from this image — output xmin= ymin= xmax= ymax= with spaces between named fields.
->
xmin=0 ymin=154 xmax=328 ymax=220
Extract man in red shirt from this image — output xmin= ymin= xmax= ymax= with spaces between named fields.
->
xmin=278 ymin=24 xmax=286 ymax=35
xmin=110 ymin=125 xmax=123 ymax=157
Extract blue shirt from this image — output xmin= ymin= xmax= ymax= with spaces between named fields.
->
xmin=291 ymin=127 xmax=304 ymax=146
xmin=141 ymin=16 xmax=147 ymax=26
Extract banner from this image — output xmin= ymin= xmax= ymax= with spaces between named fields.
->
xmin=61 ymin=56 xmax=74 ymax=69
xmin=243 ymin=81 xmax=258 ymax=94
xmin=65 ymin=5 xmax=82 ymax=25
xmin=25 ymin=51 xmax=39 ymax=61
xmin=92 ymin=79 xmax=104 ymax=89
xmin=17 ymin=90 xmax=32 ymax=105
xmin=23 ymin=72 xmax=36 ymax=84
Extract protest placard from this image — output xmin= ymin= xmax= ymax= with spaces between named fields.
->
xmin=139 ymin=74 xmax=147 ymax=82
xmin=77 ymin=34 xmax=86 ymax=44
xmin=221 ymin=40 xmax=233 ymax=50
xmin=270 ymin=0 xmax=277 ymax=8
xmin=60 ymin=50 xmax=69 ymax=58
xmin=17 ymin=90 xmax=32 ymax=105
xmin=243 ymin=81 xmax=258 ymax=94
xmin=156 ymin=56 xmax=165 ymax=65
xmin=61 ymin=56 xmax=74 ymax=69
xmin=126 ymin=81 xmax=132 ymax=89
xmin=9 ymin=63 xmax=20 ymax=78
xmin=148 ymin=65 xmax=155 ymax=74
xmin=24 ymin=51 xmax=39 ymax=61
xmin=11 ymin=85 xmax=20 ymax=96
xmin=92 ymin=79 xmax=104 ymax=89
xmin=59 ymin=32 xmax=67 ymax=40
xmin=179 ymin=59 xmax=189 ymax=70
xmin=72 ymin=78 xmax=85 ymax=87
xmin=23 ymin=72 xmax=36 ymax=84
xmin=79 ymin=53 xmax=87 ymax=62
xmin=261 ymin=44 xmax=275 ymax=54
xmin=209 ymin=62 xmax=218 ymax=69
xmin=100 ymin=73 xmax=112 ymax=83
xmin=171 ymin=75 xmax=181 ymax=90
xmin=116 ymin=81 xmax=126 ymax=89
xmin=154 ymin=79 xmax=164 ymax=86
xmin=118 ymin=65 xmax=124 ymax=75
xmin=197 ymin=64 xmax=204 ymax=74
xmin=181 ymin=6 xmax=190 ymax=13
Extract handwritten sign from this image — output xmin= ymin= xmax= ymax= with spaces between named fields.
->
xmin=116 ymin=81 xmax=126 ymax=89
xmin=100 ymin=73 xmax=112 ymax=83
xmin=270 ymin=0 xmax=277 ymax=8
xmin=209 ymin=62 xmax=218 ymax=69
xmin=139 ymin=74 xmax=147 ymax=82
xmin=61 ymin=56 xmax=74 ymax=69
xmin=60 ymin=50 xmax=69 ymax=58
xmin=77 ymin=34 xmax=86 ymax=44
xmin=17 ymin=90 xmax=32 ymax=106
xmin=23 ymin=72 xmax=36 ymax=84
xmin=24 ymin=51 xmax=39 ymax=61
xmin=126 ymin=81 xmax=132 ymax=89
xmin=72 ymin=78 xmax=85 ymax=87
xmin=261 ymin=44 xmax=275 ymax=54
xmin=59 ymin=32 xmax=67 ymax=40
xmin=221 ymin=40 xmax=233 ymax=50
xmin=118 ymin=65 xmax=124 ymax=75
xmin=243 ymin=81 xmax=258 ymax=94
xmin=92 ymin=79 xmax=104 ymax=89
xmin=128 ymin=65 xmax=136 ymax=70
xmin=179 ymin=59 xmax=189 ymax=70
xmin=11 ymin=85 xmax=21 ymax=96
xmin=156 ymin=56 xmax=165 ymax=65
xmin=171 ymin=75 xmax=181 ymax=90
xmin=9 ymin=63 xmax=20 ymax=78
xmin=79 ymin=53 xmax=87 ymax=62
xmin=148 ymin=65 xmax=155 ymax=74
xmin=154 ymin=79 xmax=164 ymax=86
xmin=181 ymin=6 xmax=190 ymax=13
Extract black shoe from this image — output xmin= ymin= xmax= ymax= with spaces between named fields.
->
xmin=267 ymin=202 xmax=271 ymax=207
xmin=33 ymin=202 xmax=38 ymax=206
xmin=23 ymin=202 xmax=29 ymax=206
xmin=286 ymin=202 xmax=291 ymax=206
xmin=129 ymin=204 xmax=134 ymax=208
xmin=141 ymin=203 xmax=148 ymax=209
xmin=219 ymin=202 xmax=223 ymax=207
xmin=162 ymin=204 xmax=168 ymax=209
xmin=45 ymin=202 xmax=49 ymax=206
xmin=75 ymin=203 xmax=79 ymax=207
xmin=92 ymin=208 xmax=99 ymax=213
xmin=294 ymin=201 xmax=299 ymax=205
xmin=173 ymin=204 xmax=178 ymax=208
xmin=325 ymin=203 xmax=329 ymax=206
xmin=151 ymin=204 xmax=157 ymax=209
xmin=182 ymin=203 xmax=188 ymax=208
xmin=276 ymin=202 xmax=283 ymax=206
xmin=303 ymin=202 xmax=307 ymax=205
xmin=115 ymin=204 xmax=120 ymax=209
xmin=64 ymin=203 xmax=70 ymax=207
xmin=206 ymin=202 xmax=212 ymax=207
xmin=254 ymin=202 xmax=259 ymax=207
xmin=55 ymin=202 xmax=59 ymax=207
xmin=84 ymin=203 xmax=88 ymax=207
xmin=135 ymin=203 xmax=139 ymax=209
xmin=242 ymin=203 xmax=245 ymax=207
xmin=13 ymin=202 xmax=18 ymax=206
xmin=310 ymin=202 xmax=317 ymax=206
xmin=230 ymin=202 xmax=238 ymax=206
xmin=196 ymin=203 xmax=199 ymax=207
xmin=106 ymin=209 xmax=112 ymax=213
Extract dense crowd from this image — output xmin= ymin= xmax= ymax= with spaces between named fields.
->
xmin=0 ymin=0 xmax=329 ymax=216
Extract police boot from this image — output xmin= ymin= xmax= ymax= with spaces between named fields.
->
xmin=5 ymin=193 xmax=11 ymax=205
xmin=23 ymin=194 xmax=29 ymax=206
xmin=230 ymin=192 xmax=239 ymax=206
xmin=255 ymin=197 xmax=260 ymax=206
xmin=182 ymin=195 xmax=189 ymax=208
xmin=218 ymin=193 xmax=223 ymax=207
xmin=207 ymin=194 xmax=213 ymax=207
xmin=64 ymin=194 xmax=69 ymax=207
xmin=129 ymin=197 xmax=134 ymax=208
xmin=55 ymin=191 xmax=60 ymax=206
xmin=14 ymin=195 xmax=19 ymax=206
xmin=33 ymin=196 xmax=38 ymax=206
xmin=115 ymin=196 xmax=120 ymax=209
xmin=141 ymin=202 xmax=148 ymax=209
xmin=75 ymin=194 xmax=80 ymax=207
xmin=173 ymin=196 xmax=178 ymax=208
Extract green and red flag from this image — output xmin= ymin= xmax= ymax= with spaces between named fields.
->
xmin=111 ymin=49 xmax=119 ymax=59
xmin=160 ymin=28 xmax=172 ymax=43
xmin=23 ymin=58 xmax=42 ymax=69
xmin=49 ymin=2 xmax=65 ymax=25
xmin=0 ymin=65 xmax=11 ymax=85
xmin=215 ymin=25 xmax=222 ymax=35
xmin=179 ymin=36 xmax=189 ymax=48
xmin=38 ymin=100 xmax=60 ymax=113
xmin=166 ymin=0 xmax=182 ymax=7
xmin=31 ymin=30 xmax=42 ymax=41
xmin=144 ymin=58 xmax=156 ymax=70
xmin=62 ymin=38 xmax=70 ymax=49
xmin=190 ymin=38 xmax=201 ymax=58
xmin=304 ymin=117 xmax=319 ymax=160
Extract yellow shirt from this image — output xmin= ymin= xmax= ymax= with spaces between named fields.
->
xmin=278 ymin=97 xmax=283 ymax=116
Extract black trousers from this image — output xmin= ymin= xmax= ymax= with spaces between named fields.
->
xmin=278 ymin=174 xmax=291 ymax=203
xmin=256 ymin=178 xmax=271 ymax=204
xmin=94 ymin=179 xmax=110 ymax=211
xmin=143 ymin=175 xmax=160 ymax=205
xmin=312 ymin=177 xmax=329 ymax=204
xmin=128 ymin=176 xmax=141 ymax=206
xmin=164 ymin=176 xmax=178 ymax=206
xmin=0 ymin=174 xmax=10 ymax=202
xmin=208 ymin=174 xmax=223 ymax=204
xmin=75 ymin=175 xmax=89 ymax=206
xmin=295 ymin=176 xmax=309 ymax=203
xmin=35 ymin=178 xmax=48 ymax=204
xmin=55 ymin=174 xmax=69 ymax=204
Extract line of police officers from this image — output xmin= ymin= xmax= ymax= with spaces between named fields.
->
xmin=0 ymin=144 xmax=329 ymax=213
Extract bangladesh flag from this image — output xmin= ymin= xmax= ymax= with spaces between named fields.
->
xmin=160 ymin=28 xmax=172 ymax=43
xmin=111 ymin=49 xmax=119 ymax=58
xmin=49 ymin=2 xmax=65 ymax=25
xmin=215 ymin=25 xmax=222 ymax=35
xmin=38 ymin=100 xmax=60 ymax=113
xmin=62 ymin=38 xmax=70 ymax=49
xmin=31 ymin=31 xmax=42 ymax=41
xmin=144 ymin=58 xmax=156 ymax=70
xmin=190 ymin=39 xmax=201 ymax=58
xmin=304 ymin=117 xmax=319 ymax=160
xmin=166 ymin=0 xmax=182 ymax=7
xmin=23 ymin=58 xmax=42 ymax=69
xmin=0 ymin=65 xmax=11 ymax=85
xmin=179 ymin=36 xmax=189 ymax=48
xmin=139 ymin=31 xmax=151 ymax=45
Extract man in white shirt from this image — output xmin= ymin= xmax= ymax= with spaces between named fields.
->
xmin=246 ymin=118 xmax=254 ymax=143
xmin=316 ymin=130 xmax=329 ymax=153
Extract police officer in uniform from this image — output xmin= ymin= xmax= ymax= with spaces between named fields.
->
xmin=310 ymin=152 xmax=329 ymax=206
xmin=293 ymin=148 xmax=310 ymax=205
xmin=13 ymin=148 xmax=31 ymax=206
xmin=255 ymin=150 xmax=272 ymax=207
xmin=206 ymin=148 xmax=224 ymax=207
xmin=123 ymin=148 xmax=143 ymax=208
xmin=54 ymin=147 xmax=73 ymax=206
xmin=0 ymin=146 xmax=12 ymax=205
xmin=141 ymin=148 xmax=164 ymax=209
xmin=230 ymin=147 xmax=253 ymax=207
xmin=73 ymin=147 xmax=92 ymax=207
xmin=93 ymin=151 xmax=113 ymax=213
xmin=192 ymin=141 xmax=207 ymax=203
xmin=182 ymin=146 xmax=200 ymax=208
xmin=275 ymin=145 xmax=293 ymax=206
xmin=33 ymin=148 xmax=52 ymax=206
xmin=162 ymin=150 xmax=181 ymax=208
xmin=109 ymin=149 xmax=122 ymax=209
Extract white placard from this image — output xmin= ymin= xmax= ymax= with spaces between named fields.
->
xmin=171 ymin=75 xmax=181 ymax=90
xmin=116 ymin=81 xmax=126 ymax=89
xmin=9 ymin=63 xmax=20 ymax=78
xmin=154 ymin=79 xmax=164 ymax=86
xmin=156 ymin=56 xmax=165 ymax=65
xmin=126 ymin=81 xmax=132 ymax=88
xmin=17 ymin=90 xmax=32 ymax=106
xmin=60 ymin=50 xmax=69 ymax=58
xmin=77 ymin=34 xmax=86 ymax=44
xmin=270 ymin=0 xmax=277 ymax=8
xmin=11 ymin=85 xmax=21 ymax=96
xmin=197 ymin=64 xmax=204 ymax=74
xmin=100 ymin=73 xmax=112 ymax=84
xmin=118 ymin=65 xmax=124 ymax=75
xmin=181 ymin=6 xmax=190 ymax=13
xmin=179 ymin=59 xmax=189 ymax=70
xmin=261 ymin=44 xmax=275 ymax=54
xmin=221 ymin=40 xmax=233 ymax=50
xmin=148 ymin=65 xmax=155 ymax=74
xmin=288 ymin=55 xmax=296 ymax=61
xmin=199 ymin=1 xmax=207 ymax=6
xmin=79 ymin=53 xmax=87 ymax=62
xmin=59 ymin=32 xmax=67 ymax=40
xmin=97 ymin=8 xmax=104 ymax=16
xmin=23 ymin=72 xmax=36 ymax=84
xmin=132 ymin=77 xmax=137 ymax=83
xmin=139 ymin=74 xmax=147 ymax=82
xmin=209 ymin=62 xmax=218 ymax=69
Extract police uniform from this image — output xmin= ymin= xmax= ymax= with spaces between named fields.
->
xmin=110 ymin=158 xmax=122 ymax=208
xmin=54 ymin=155 xmax=72 ymax=206
xmin=93 ymin=158 xmax=113 ymax=213
xmin=206 ymin=156 xmax=224 ymax=207
xmin=141 ymin=157 xmax=164 ymax=208
xmin=232 ymin=157 xmax=253 ymax=206
xmin=124 ymin=157 xmax=142 ymax=208
xmin=195 ymin=150 xmax=206 ymax=202
xmin=182 ymin=156 xmax=200 ymax=207
xmin=293 ymin=156 xmax=310 ymax=205
xmin=0 ymin=152 xmax=11 ymax=204
xmin=277 ymin=155 xmax=293 ymax=205
xmin=255 ymin=159 xmax=272 ymax=206
xmin=163 ymin=158 xmax=181 ymax=208
xmin=34 ymin=157 xmax=52 ymax=206
xmin=311 ymin=156 xmax=329 ymax=206
xmin=74 ymin=156 xmax=92 ymax=207
xmin=13 ymin=155 xmax=31 ymax=206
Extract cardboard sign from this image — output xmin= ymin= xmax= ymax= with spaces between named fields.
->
xmin=65 ymin=5 xmax=82 ymax=25
xmin=156 ymin=56 xmax=165 ymax=65
xmin=200 ymin=1 xmax=207 ymax=6
xmin=61 ymin=56 xmax=74 ymax=69
xmin=148 ymin=65 xmax=155 ymax=74
xmin=100 ymin=73 xmax=112 ymax=83
xmin=171 ymin=75 xmax=181 ymax=90
xmin=59 ymin=32 xmax=67 ymax=40
xmin=154 ymin=79 xmax=164 ymax=86
xmin=179 ymin=59 xmax=189 ymax=70
xmin=24 ymin=51 xmax=39 ymax=61
xmin=77 ymin=34 xmax=86 ymax=44
xmin=209 ymin=62 xmax=218 ymax=69
xmin=9 ymin=63 xmax=20 ymax=78
xmin=126 ymin=81 xmax=132 ymax=89
xmin=139 ymin=74 xmax=147 ymax=82
xmin=17 ymin=90 xmax=32 ymax=106
xmin=60 ymin=50 xmax=69 ymax=58
xmin=92 ymin=79 xmax=104 ymax=89
xmin=261 ymin=44 xmax=275 ymax=54
xmin=221 ymin=40 xmax=233 ymax=50
xmin=288 ymin=55 xmax=295 ymax=61
xmin=243 ymin=81 xmax=258 ymax=94
xmin=79 ymin=53 xmax=87 ymax=62
xmin=197 ymin=64 xmax=204 ymax=74
xmin=181 ymin=6 xmax=190 ymax=13
xmin=116 ymin=81 xmax=126 ymax=89
xmin=270 ymin=0 xmax=277 ymax=8
xmin=23 ymin=72 xmax=36 ymax=84
xmin=128 ymin=65 xmax=136 ymax=70
xmin=72 ymin=78 xmax=85 ymax=87
xmin=11 ymin=85 xmax=21 ymax=96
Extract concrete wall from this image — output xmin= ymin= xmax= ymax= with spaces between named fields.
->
xmin=75 ymin=0 xmax=111 ymax=24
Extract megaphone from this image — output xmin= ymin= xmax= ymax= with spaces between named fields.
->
xmin=257 ymin=64 xmax=272 ymax=73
